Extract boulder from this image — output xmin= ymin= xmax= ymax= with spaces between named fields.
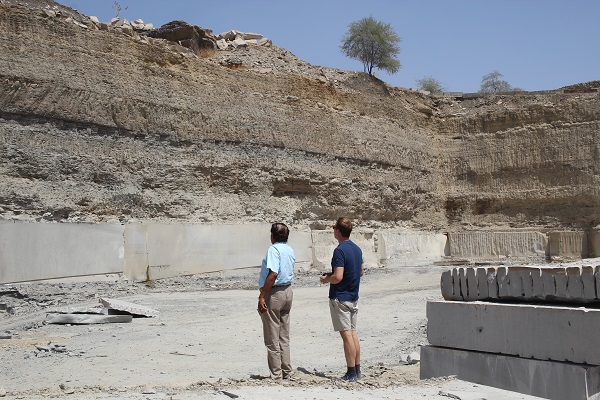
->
xmin=145 ymin=20 xmax=216 ymax=51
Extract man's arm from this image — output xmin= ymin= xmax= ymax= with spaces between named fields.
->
xmin=320 ymin=266 xmax=344 ymax=284
xmin=258 ymin=270 xmax=277 ymax=314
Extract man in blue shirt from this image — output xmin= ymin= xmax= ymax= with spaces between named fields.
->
xmin=258 ymin=223 xmax=295 ymax=380
xmin=320 ymin=217 xmax=363 ymax=382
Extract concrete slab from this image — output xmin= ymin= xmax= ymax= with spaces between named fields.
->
xmin=427 ymin=300 xmax=600 ymax=364
xmin=420 ymin=345 xmax=600 ymax=400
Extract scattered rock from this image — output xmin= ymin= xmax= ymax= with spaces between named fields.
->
xmin=406 ymin=352 xmax=420 ymax=364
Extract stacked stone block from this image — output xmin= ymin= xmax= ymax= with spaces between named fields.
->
xmin=441 ymin=265 xmax=600 ymax=303
xmin=423 ymin=264 xmax=600 ymax=400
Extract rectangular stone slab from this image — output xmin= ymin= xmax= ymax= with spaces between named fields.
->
xmin=427 ymin=300 xmax=600 ymax=365
xmin=420 ymin=345 xmax=600 ymax=400
xmin=45 ymin=313 xmax=132 ymax=324
xmin=99 ymin=298 xmax=159 ymax=317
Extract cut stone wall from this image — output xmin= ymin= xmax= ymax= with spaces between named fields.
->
xmin=1 ymin=222 xmax=447 ymax=283
xmin=0 ymin=222 xmax=124 ymax=283
xmin=448 ymin=231 xmax=547 ymax=260
xmin=548 ymin=231 xmax=588 ymax=259
xmin=376 ymin=231 xmax=447 ymax=267
xmin=126 ymin=223 xmax=312 ymax=281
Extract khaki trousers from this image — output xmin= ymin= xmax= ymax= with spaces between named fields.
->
xmin=260 ymin=284 xmax=293 ymax=378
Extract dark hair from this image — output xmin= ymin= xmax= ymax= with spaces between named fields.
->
xmin=334 ymin=217 xmax=352 ymax=238
xmin=271 ymin=223 xmax=289 ymax=242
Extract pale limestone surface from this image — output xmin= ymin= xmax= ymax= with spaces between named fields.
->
xmin=0 ymin=266 xmax=539 ymax=400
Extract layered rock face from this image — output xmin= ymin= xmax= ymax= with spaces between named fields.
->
xmin=0 ymin=3 xmax=598 ymax=232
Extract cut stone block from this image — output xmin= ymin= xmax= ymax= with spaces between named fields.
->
xmin=448 ymin=231 xmax=547 ymax=260
xmin=427 ymin=300 xmax=600 ymax=365
xmin=476 ymin=268 xmax=489 ymax=299
xmin=487 ymin=269 xmax=498 ymax=299
xmin=420 ymin=345 xmax=600 ymax=400
xmin=440 ymin=270 xmax=455 ymax=300
xmin=582 ymin=266 xmax=596 ymax=300
xmin=497 ymin=267 xmax=509 ymax=297
xmin=442 ymin=265 xmax=600 ymax=303
xmin=506 ymin=268 xmax=523 ymax=298
xmin=466 ymin=268 xmax=478 ymax=300
xmin=45 ymin=313 xmax=132 ymax=324
xmin=568 ymin=266 xmax=585 ymax=300
xmin=452 ymin=268 xmax=462 ymax=300
xmin=530 ymin=268 xmax=543 ymax=299
xmin=541 ymin=268 xmax=557 ymax=298
xmin=555 ymin=269 xmax=568 ymax=298
xmin=99 ymin=298 xmax=159 ymax=317
xmin=459 ymin=268 xmax=467 ymax=299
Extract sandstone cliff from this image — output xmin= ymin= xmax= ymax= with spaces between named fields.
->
xmin=1 ymin=2 xmax=598 ymax=232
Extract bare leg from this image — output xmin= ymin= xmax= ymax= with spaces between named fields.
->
xmin=339 ymin=330 xmax=357 ymax=367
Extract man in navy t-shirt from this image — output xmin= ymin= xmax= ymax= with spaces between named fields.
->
xmin=320 ymin=217 xmax=363 ymax=382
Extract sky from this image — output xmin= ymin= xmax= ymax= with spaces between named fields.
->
xmin=65 ymin=0 xmax=599 ymax=93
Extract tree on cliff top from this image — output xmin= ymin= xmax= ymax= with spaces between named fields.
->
xmin=417 ymin=76 xmax=445 ymax=93
xmin=480 ymin=70 xmax=516 ymax=93
xmin=340 ymin=16 xmax=401 ymax=76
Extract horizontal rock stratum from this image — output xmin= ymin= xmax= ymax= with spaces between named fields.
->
xmin=0 ymin=2 xmax=599 ymax=232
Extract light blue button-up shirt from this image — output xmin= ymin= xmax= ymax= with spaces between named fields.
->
xmin=258 ymin=242 xmax=295 ymax=288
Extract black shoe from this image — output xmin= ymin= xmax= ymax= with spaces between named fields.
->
xmin=340 ymin=373 xmax=358 ymax=382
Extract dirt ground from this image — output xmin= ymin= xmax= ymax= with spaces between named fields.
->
xmin=0 ymin=264 xmax=550 ymax=400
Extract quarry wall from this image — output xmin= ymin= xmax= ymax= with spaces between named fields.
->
xmin=0 ymin=4 xmax=599 ymax=267
xmin=1 ymin=222 xmax=597 ymax=284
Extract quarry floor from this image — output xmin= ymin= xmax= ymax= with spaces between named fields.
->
xmin=0 ymin=265 xmax=551 ymax=400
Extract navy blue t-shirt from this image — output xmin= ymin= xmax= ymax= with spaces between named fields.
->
xmin=329 ymin=239 xmax=363 ymax=302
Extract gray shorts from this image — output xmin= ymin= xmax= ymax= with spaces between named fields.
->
xmin=329 ymin=298 xmax=358 ymax=332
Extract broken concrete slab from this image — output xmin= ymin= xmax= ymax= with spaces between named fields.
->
xmin=45 ymin=313 xmax=132 ymax=324
xmin=420 ymin=345 xmax=600 ymax=400
xmin=99 ymin=298 xmax=159 ymax=317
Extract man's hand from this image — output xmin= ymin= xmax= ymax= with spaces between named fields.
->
xmin=258 ymin=297 xmax=268 ymax=314
xmin=319 ymin=272 xmax=331 ymax=284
